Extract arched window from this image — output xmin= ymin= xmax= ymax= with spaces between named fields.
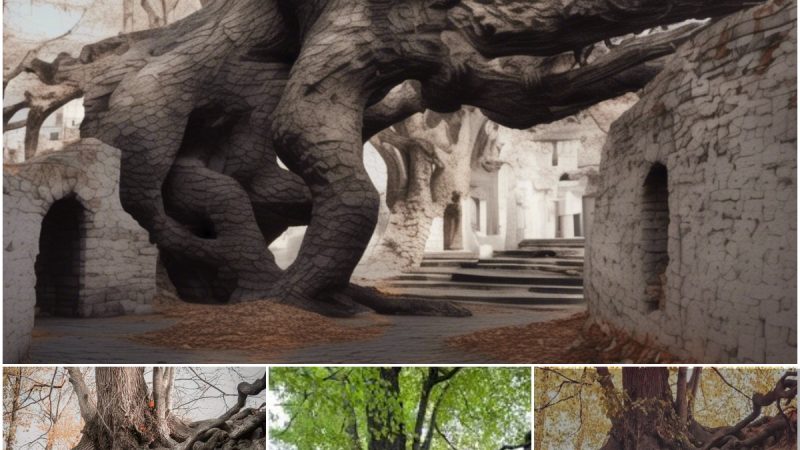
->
xmin=559 ymin=173 xmax=570 ymax=181
xmin=35 ymin=196 xmax=84 ymax=316
xmin=641 ymin=163 xmax=669 ymax=311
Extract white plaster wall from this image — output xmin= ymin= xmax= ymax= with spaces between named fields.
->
xmin=586 ymin=0 xmax=797 ymax=363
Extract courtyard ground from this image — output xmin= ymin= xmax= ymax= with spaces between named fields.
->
xmin=28 ymin=301 xmax=586 ymax=363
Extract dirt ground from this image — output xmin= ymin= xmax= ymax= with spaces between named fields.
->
xmin=133 ymin=301 xmax=390 ymax=360
xmin=447 ymin=312 xmax=685 ymax=363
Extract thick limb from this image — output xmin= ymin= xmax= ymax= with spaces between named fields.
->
xmin=271 ymin=82 xmax=380 ymax=313
xmin=448 ymin=0 xmax=762 ymax=58
xmin=104 ymin=62 xmax=234 ymax=268
xmin=163 ymin=161 xmax=283 ymax=302
xmin=246 ymin=165 xmax=313 ymax=235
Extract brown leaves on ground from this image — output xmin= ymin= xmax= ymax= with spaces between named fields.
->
xmin=447 ymin=312 xmax=685 ymax=363
xmin=133 ymin=300 xmax=388 ymax=359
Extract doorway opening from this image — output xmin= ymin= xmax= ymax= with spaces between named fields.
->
xmin=35 ymin=196 xmax=84 ymax=317
xmin=641 ymin=163 xmax=669 ymax=311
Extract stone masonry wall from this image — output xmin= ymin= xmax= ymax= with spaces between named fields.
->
xmin=4 ymin=138 xmax=157 ymax=362
xmin=586 ymin=0 xmax=796 ymax=363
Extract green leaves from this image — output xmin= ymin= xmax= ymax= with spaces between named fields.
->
xmin=270 ymin=367 xmax=531 ymax=450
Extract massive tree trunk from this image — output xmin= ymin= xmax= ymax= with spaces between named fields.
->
xmin=64 ymin=367 xmax=266 ymax=450
xmin=16 ymin=0 xmax=760 ymax=316
xmin=600 ymin=368 xmax=798 ymax=450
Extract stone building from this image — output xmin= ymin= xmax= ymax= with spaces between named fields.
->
xmin=423 ymin=108 xmax=623 ymax=255
xmin=3 ymin=139 xmax=157 ymax=362
xmin=586 ymin=0 xmax=796 ymax=362
xmin=3 ymin=98 xmax=84 ymax=163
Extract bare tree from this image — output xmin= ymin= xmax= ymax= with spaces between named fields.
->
xmin=64 ymin=367 xmax=265 ymax=450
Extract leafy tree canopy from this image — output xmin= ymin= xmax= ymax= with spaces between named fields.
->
xmin=270 ymin=367 xmax=531 ymax=450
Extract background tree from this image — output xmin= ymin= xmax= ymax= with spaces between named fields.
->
xmin=365 ymin=106 xmax=498 ymax=274
xmin=3 ymin=367 xmax=80 ymax=450
xmin=6 ymin=0 xmax=759 ymax=315
xmin=270 ymin=366 xmax=530 ymax=450
xmin=3 ymin=367 xmax=266 ymax=450
xmin=535 ymin=367 xmax=797 ymax=450
xmin=2 ymin=0 xmax=202 ymax=158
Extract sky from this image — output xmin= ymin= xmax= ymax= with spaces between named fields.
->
xmin=4 ymin=0 xmax=101 ymax=42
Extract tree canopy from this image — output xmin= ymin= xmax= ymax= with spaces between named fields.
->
xmin=270 ymin=367 xmax=531 ymax=450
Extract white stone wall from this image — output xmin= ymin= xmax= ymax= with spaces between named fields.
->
xmin=586 ymin=0 xmax=796 ymax=363
xmin=4 ymin=139 xmax=157 ymax=362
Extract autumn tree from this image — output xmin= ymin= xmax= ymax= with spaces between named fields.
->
xmin=536 ymin=367 xmax=797 ymax=450
xmin=270 ymin=366 xmax=530 ymax=450
xmin=9 ymin=0 xmax=762 ymax=316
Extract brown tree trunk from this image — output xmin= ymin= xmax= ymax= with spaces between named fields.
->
xmin=92 ymin=368 xmax=170 ymax=449
xmin=65 ymin=368 xmax=266 ymax=450
xmin=4 ymin=371 xmax=22 ymax=449
xmin=602 ymin=367 xmax=687 ymax=450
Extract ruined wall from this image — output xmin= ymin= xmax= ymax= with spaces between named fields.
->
xmin=4 ymin=139 xmax=157 ymax=362
xmin=586 ymin=0 xmax=796 ymax=363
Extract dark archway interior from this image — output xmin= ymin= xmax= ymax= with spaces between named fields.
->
xmin=443 ymin=200 xmax=463 ymax=250
xmin=641 ymin=163 xmax=669 ymax=311
xmin=35 ymin=196 xmax=84 ymax=317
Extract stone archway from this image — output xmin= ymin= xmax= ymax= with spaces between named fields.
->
xmin=34 ymin=196 xmax=85 ymax=317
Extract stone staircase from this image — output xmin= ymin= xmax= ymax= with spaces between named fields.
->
xmin=376 ymin=238 xmax=585 ymax=306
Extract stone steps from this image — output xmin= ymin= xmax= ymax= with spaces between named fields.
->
xmin=382 ymin=279 xmax=584 ymax=295
xmin=518 ymin=238 xmax=585 ymax=248
xmin=374 ymin=240 xmax=586 ymax=306
xmin=450 ymin=270 xmax=582 ymax=286
xmin=494 ymin=249 xmax=584 ymax=258
xmin=419 ymin=259 xmax=583 ymax=272
xmin=388 ymin=287 xmax=585 ymax=305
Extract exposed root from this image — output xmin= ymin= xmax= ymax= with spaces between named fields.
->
xmin=342 ymin=284 xmax=472 ymax=317
xmin=271 ymin=283 xmax=473 ymax=318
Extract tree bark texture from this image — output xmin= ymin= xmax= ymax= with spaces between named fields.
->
xmin=600 ymin=368 xmax=797 ymax=450
xmin=4 ymin=371 xmax=23 ymax=449
xmin=17 ymin=0 xmax=759 ymax=316
xmin=62 ymin=367 xmax=266 ymax=450
xmin=366 ymin=108 xmax=497 ymax=275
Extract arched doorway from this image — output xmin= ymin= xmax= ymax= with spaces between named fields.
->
xmin=443 ymin=193 xmax=463 ymax=250
xmin=35 ymin=196 xmax=84 ymax=317
xmin=641 ymin=163 xmax=669 ymax=311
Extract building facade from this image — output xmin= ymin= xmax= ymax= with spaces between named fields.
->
xmin=585 ymin=0 xmax=796 ymax=362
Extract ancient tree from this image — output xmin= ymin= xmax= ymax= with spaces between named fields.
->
xmin=536 ymin=367 xmax=797 ymax=449
xmin=270 ymin=366 xmax=530 ymax=449
xmin=16 ymin=0 xmax=759 ymax=316
xmin=63 ymin=367 xmax=266 ymax=450
xmin=366 ymin=106 xmax=498 ymax=274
